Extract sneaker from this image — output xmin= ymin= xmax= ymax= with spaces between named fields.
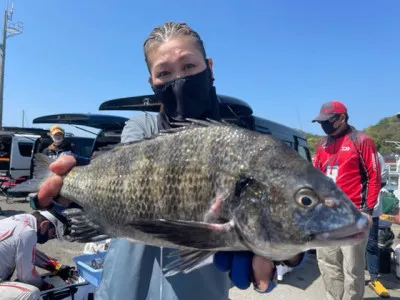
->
xmin=276 ymin=264 xmax=293 ymax=281
xmin=369 ymin=279 xmax=390 ymax=298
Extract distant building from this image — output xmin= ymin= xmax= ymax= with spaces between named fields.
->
xmin=383 ymin=154 xmax=400 ymax=191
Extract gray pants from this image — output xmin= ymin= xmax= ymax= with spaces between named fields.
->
xmin=316 ymin=239 xmax=367 ymax=300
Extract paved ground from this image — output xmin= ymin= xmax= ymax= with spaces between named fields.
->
xmin=1 ymin=196 xmax=399 ymax=299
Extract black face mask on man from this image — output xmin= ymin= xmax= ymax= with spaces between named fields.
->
xmin=320 ymin=115 xmax=340 ymax=136
xmin=151 ymin=66 xmax=214 ymax=121
xmin=37 ymin=229 xmax=50 ymax=244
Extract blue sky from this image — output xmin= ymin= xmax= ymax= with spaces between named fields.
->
xmin=2 ymin=0 xmax=399 ymax=137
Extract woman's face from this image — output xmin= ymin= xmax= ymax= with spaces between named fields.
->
xmin=147 ymin=36 xmax=213 ymax=86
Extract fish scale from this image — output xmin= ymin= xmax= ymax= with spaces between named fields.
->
xmin=61 ymin=125 xmax=251 ymax=224
xmin=11 ymin=120 xmax=370 ymax=274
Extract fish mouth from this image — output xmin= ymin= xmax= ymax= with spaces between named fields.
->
xmin=315 ymin=216 xmax=369 ymax=242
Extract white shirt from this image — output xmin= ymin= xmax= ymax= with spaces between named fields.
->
xmin=0 ymin=214 xmax=44 ymax=288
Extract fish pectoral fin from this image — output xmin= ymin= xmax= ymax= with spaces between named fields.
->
xmin=62 ymin=208 xmax=111 ymax=243
xmin=163 ymin=249 xmax=215 ymax=277
xmin=126 ymin=219 xmax=234 ymax=249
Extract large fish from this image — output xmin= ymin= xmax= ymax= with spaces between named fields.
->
xmin=12 ymin=119 xmax=369 ymax=274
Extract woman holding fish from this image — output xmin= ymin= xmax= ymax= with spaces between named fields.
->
xmin=15 ymin=18 xmax=372 ymax=300
xmin=30 ymin=21 xmax=306 ymax=299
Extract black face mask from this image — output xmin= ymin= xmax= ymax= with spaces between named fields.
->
xmin=36 ymin=223 xmax=54 ymax=244
xmin=320 ymin=115 xmax=341 ymax=135
xmin=321 ymin=121 xmax=336 ymax=135
xmin=151 ymin=67 xmax=214 ymax=122
xmin=37 ymin=230 xmax=49 ymax=244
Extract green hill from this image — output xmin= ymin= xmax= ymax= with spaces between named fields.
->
xmin=300 ymin=115 xmax=400 ymax=156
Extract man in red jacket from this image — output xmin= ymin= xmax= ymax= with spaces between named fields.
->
xmin=312 ymin=100 xmax=381 ymax=300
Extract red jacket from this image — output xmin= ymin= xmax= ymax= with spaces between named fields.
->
xmin=313 ymin=127 xmax=381 ymax=214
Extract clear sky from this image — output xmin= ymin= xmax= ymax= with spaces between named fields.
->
xmin=2 ymin=0 xmax=399 ymax=137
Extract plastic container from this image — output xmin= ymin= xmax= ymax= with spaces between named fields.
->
xmin=73 ymin=251 xmax=107 ymax=287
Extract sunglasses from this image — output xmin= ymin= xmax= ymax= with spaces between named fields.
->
xmin=319 ymin=114 xmax=341 ymax=124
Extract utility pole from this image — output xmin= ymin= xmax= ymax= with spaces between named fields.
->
xmin=0 ymin=3 xmax=23 ymax=128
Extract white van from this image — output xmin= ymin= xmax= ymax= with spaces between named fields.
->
xmin=0 ymin=131 xmax=42 ymax=180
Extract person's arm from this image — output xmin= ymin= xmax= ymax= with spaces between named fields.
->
xmin=358 ymin=135 xmax=382 ymax=215
xmin=34 ymin=249 xmax=60 ymax=271
xmin=15 ymin=231 xmax=45 ymax=288
xmin=120 ymin=113 xmax=158 ymax=143
xmin=34 ymin=248 xmax=73 ymax=280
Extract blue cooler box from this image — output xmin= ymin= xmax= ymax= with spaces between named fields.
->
xmin=73 ymin=251 xmax=107 ymax=287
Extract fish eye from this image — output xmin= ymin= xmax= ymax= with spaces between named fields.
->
xmin=295 ymin=189 xmax=319 ymax=208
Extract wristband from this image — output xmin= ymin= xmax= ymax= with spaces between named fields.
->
xmin=28 ymin=193 xmax=49 ymax=210
xmin=55 ymin=263 xmax=62 ymax=271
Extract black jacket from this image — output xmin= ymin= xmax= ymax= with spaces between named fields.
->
xmin=42 ymin=140 xmax=75 ymax=158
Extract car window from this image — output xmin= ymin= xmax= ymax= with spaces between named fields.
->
xmin=70 ymin=138 xmax=95 ymax=157
xmin=297 ymin=145 xmax=311 ymax=161
xmin=18 ymin=142 xmax=34 ymax=157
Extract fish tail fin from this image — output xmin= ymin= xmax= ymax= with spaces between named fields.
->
xmin=8 ymin=153 xmax=56 ymax=194
xmin=62 ymin=208 xmax=111 ymax=243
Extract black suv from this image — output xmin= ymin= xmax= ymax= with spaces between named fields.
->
xmin=99 ymin=94 xmax=312 ymax=162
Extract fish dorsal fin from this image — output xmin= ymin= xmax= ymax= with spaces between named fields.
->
xmin=91 ymin=136 xmax=158 ymax=159
xmin=169 ymin=118 xmax=225 ymax=128
xmin=160 ymin=118 xmax=234 ymax=134
xmin=92 ymin=118 xmax=235 ymax=158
